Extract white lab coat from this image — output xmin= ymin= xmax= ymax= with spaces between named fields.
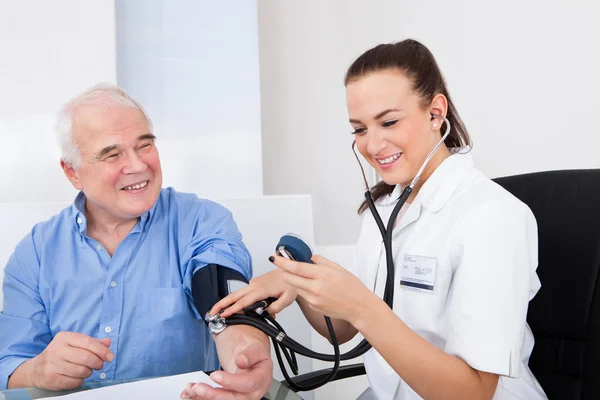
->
xmin=350 ymin=152 xmax=547 ymax=399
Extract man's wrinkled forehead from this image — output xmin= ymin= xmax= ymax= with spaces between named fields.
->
xmin=72 ymin=104 xmax=149 ymax=146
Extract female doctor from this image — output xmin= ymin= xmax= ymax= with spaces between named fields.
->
xmin=211 ymin=39 xmax=547 ymax=400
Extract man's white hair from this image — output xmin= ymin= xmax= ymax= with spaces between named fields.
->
xmin=55 ymin=83 xmax=153 ymax=169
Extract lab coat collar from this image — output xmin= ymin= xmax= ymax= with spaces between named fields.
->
xmin=379 ymin=149 xmax=474 ymax=213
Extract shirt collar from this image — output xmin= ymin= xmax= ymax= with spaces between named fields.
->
xmin=378 ymin=150 xmax=474 ymax=212
xmin=71 ymin=191 xmax=158 ymax=234
xmin=71 ymin=192 xmax=87 ymax=234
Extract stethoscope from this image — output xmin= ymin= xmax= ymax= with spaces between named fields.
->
xmin=207 ymin=115 xmax=452 ymax=392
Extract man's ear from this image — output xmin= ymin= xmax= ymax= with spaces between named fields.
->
xmin=61 ymin=160 xmax=83 ymax=190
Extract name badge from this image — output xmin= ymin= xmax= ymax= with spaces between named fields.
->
xmin=400 ymin=254 xmax=437 ymax=293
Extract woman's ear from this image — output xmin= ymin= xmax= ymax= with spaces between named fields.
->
xmin=429 ymin=94 xmax=448 ymax=130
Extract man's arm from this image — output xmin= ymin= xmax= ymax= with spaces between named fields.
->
xmin=180 ymin=325 xmax=272 ymax=399
xmin=213 ymin=325 xmax=272 ymax=387
xmin=180 ymin=200 xmax=272 ymax=398
xmin=8 ymin=333 xmax=113 ymax=390
xmin=0 ymin=233 xmax=51 ymax=389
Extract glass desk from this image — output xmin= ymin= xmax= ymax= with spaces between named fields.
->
xmin=0 ymin=376 xmax=303 ymax=400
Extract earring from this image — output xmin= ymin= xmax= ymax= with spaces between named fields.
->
xmin=433 ymin=123 xmax=438 ymax=128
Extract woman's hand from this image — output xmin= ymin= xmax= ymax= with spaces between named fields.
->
xmin=210 ymin=268 xmax=298 ymax=318
xmin=273 ymin=254 xmax=377 ymax=325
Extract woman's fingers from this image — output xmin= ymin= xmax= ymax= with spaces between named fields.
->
xmin=210 ymin=286 xmax=252 ymax=315
xmin=273 ymin=256 xmax=320 ymax=279
xmin=219 ymin=290 xmax=268 ymax=317
xmin=210 ymin=267 xmax=303 ymax=318
xmin=265 ymin=292 xmax=295 ymax=315
xmin=311 ymin=254 xmax=339 ymax=268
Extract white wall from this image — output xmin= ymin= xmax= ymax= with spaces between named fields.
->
xmin=115 ymin=0 xmax=264 ymax=198
xmin=258 ymin=0 xmax=396 ymax=247
xmin=0 ymin=0 xmax=116 ymax=320
xmin=259 ymin=0 xmax=600 ymax=247
xmin=0 ymin=0 xmax=116 ymax=203
xmin=0 ymin=1 xmax=265 ymax=202
xmin=383 ymin=0 xmax=600 ymax=179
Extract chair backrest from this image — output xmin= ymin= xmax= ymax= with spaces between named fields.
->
xmin=494 ymin=169 xmax=600 ymax=400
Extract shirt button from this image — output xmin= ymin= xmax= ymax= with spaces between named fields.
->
xmin=77 ymin=217 xmax=83 ymax=224
xmin=110 ymin=281 xmax=117 ymax=288
xmin=100 ymin=372 xmax=107 ymax=380
xmin=96 ymin=245 xmax=102 ymax=251
xmin=104 ymin=326 xmax=112 ymax=333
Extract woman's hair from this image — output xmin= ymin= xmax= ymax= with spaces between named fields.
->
xmin=345 ymin=39 xmax=471 ymax=214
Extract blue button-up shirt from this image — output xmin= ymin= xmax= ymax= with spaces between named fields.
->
xmin=0 ymin=188 xmax=252 ymax=389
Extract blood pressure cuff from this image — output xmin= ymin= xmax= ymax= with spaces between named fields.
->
xmin=192 ymin=263 xmax=249 ymax=317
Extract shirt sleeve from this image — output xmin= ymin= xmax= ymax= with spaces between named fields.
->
xmin=180 ymin=199 xmax=252 ymax=318
xmin=0 ymin=232 xmax=52 ymax=389
xmin=445 ymin=199 xmax=539 ymax=378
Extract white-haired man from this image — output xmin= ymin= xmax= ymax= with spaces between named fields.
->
xmin=0 ymin=84 xmax=272 ymax=399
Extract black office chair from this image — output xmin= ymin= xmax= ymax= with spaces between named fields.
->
xmin=287 ymin=169 xmax=600 ymax=400
xmin=494 ymin=169 xmax=600 ymax=399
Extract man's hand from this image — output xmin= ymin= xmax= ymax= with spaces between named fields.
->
xmin=180 ymin=341 xmax=272 ymax=400
xmin=9 ymin=331 xmax=114 ymax=390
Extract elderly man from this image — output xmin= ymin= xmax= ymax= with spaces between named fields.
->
xmin=0 ymin=84 xmax=272 ymax=399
